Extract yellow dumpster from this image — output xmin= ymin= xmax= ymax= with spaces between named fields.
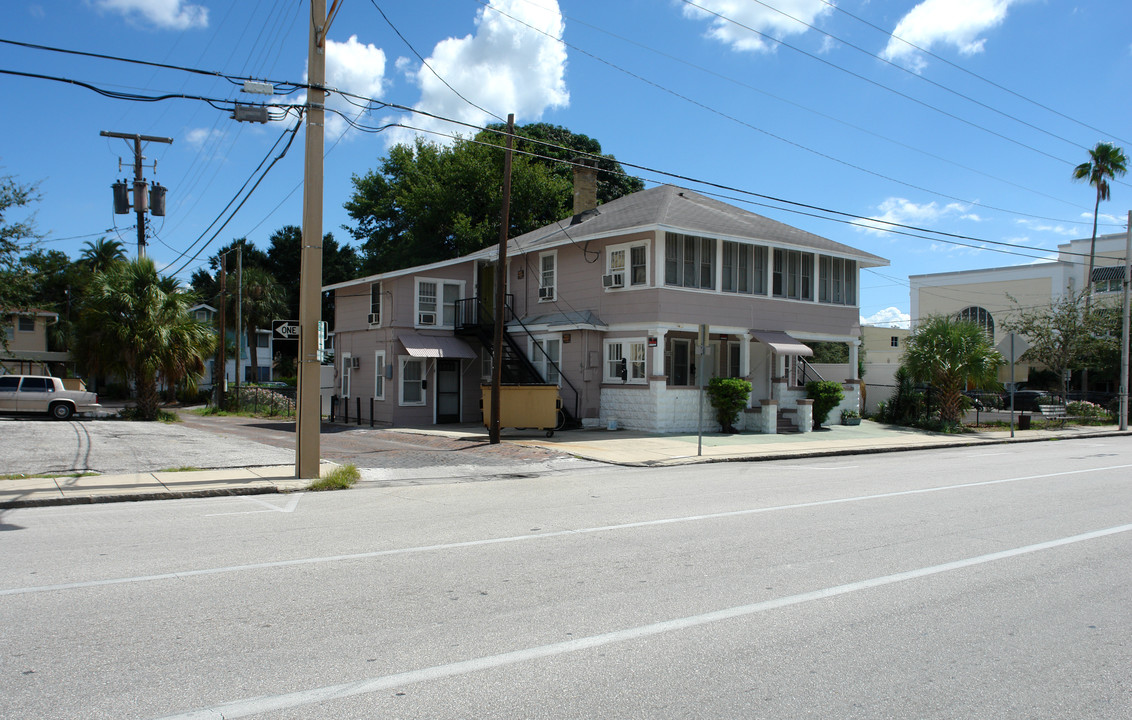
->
xmin=481 ymin=384 xmax=563 ymax=437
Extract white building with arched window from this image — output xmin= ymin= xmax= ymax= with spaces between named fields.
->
xmin=909 ymin=231 xmax=1128 ymax=386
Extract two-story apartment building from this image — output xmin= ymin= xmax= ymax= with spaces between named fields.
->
xmin=326 ymin=174 xmax=888 ymax=432
xmin=1 ymin=308 xmax=69 ymax=375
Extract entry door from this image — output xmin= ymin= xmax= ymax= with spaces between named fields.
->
xmin=436 ymin=359 xmax=461 ymax=423
xmin=477 ymin=262 xmax=496 ymax=324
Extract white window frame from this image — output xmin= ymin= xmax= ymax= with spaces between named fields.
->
xmin=373 ymin=350 xmax=386 ymax=400
xmin=603 ymin=338 xmax=647 ymax=384
xmin=773 ymin=248 xmax=814 ymax=301
xmin=539 ymin=251 xmax=557 ymax=302
xmin=340 ymin=353 xmax=352 ymax=398
xmin=399 ymin=356 xmax=426 ymax=406
xmin=415 ymin=278 xmax=464 ymax=329
xmin=529 ymin=334 xmax=562 ymax=386
xmin=369 ymin=282 xmax=382 ymax=326
xmin=665 ymin=232 xmax=716 ymax=290
xmin=890 ymin=336 xmax=899 ymax=348
xmin=606 ymin=240 xmax=651 ymax=289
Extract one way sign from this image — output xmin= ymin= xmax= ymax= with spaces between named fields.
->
xmin=272 ymin=320 xmax=300 ymax=340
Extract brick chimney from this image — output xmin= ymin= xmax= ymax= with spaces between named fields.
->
xmin=572 ymin=159 xmax=598 ymax=215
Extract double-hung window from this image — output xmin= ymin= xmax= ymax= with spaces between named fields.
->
xmin=772 ymin=249 xmax=814 ymax=300
xmin=341 ymin=355 xmax=352 ymax=398
xmin=369 ymin=282 xmax=382 ymax=326
xmin=665 ymin=233 xmax=715 ymax=290
xmin=539 ymin=251 xmax=556 ymax=301
xmin=607 ymin=241 xmax=650 ymax=288
xmin=722 ymin=241 xmax=767 ymax=295
xmin=818 ymin=256 xmax=857 ymax=305
xmin=373 ymin=350 xmax=385 ymax=400
xmin=603 ymin=339 xmax=646 ymax=384
xmin=416 ymin=279 xmax=463 ymax=327
xmin=17 ymin=316 xmax=35 ymax=332
xmin=399 ymin=357 xmax=425 ymax=405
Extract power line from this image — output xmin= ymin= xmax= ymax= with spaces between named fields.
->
xmin=369 ymin=0 xmax=506 ymax=123
xmin=471 ymin=1 xmax=1104 ymax=227
xmin=814 ymin=0 xmax=1131 ymax=148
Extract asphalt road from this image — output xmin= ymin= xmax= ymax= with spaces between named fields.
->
xmin=1 ymin=439 xmax=1129 ymax=719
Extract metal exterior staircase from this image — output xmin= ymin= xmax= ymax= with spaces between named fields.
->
xmin=454 ymin=297 xmax=580 ymax=428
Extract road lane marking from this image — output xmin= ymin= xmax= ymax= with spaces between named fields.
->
xmin=3 ymin=463 xmax=1130 ymax=598
xmin=151 ymin=522 xmax=1132 ymax=720
xmin=204 ymin=493 xmax=303 ymax=517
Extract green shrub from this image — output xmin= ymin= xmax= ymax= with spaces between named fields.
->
xmin=706 ymin=377 xmax=752 ymax=433
xmin=806 ymin=380 xmax=844 ymax=428
xmin=1068 ymin=400 xmax=1108 ymax=419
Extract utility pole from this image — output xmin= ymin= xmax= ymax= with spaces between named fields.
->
xmin=489 ymin=113 xmax=515 ymax=445
xmin=236 ymin=245 xmax=243 ymax=396
xmin=216 ymin=255 xmax=227 ymax=409
xmin=1120 ymin=210 xmax=1130 ymax=431
xmin=101 ymin=131 xmax=172 ymax=258
xmin=296 ymin=0 xmax=336 ymax=479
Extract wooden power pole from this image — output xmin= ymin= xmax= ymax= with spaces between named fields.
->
xmin=296 ymin=0 xmax=330 ymax=479
xmin=489 ymin=114 xmax=515 ymax=445
xmin=100 ymin=131 xmax=172 ymax=258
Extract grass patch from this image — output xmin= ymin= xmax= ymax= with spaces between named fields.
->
xmin=307 ymin=464 xmax=359 ymax=492
xmin=157 ymin=466 xmax=203 ymax=473
xmin=0 ymin=471 xmax=99 ymax=480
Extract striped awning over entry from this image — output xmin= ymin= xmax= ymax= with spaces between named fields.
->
xmin=1091 ymin=265 xmax=1126 ymax=282
xmin=399 ymin=333 xmax=477 ymax=359
xmin=750 ymin=330 xmax=813 ymax=356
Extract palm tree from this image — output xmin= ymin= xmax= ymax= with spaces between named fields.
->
xmin=1073 ymin=142 xmax=1128 ymax=294
xmin=902 ymin=315 xmax=1003 ymax=426
xmin=225 ymin=266 xmax=286 ymax=383
xmin=73 ymin=258 xmax=214 ymax=420
xmin=78 ymin=237 xmax=128 ymax=273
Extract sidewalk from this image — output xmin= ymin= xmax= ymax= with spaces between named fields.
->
xmin=1 ymin=421 xmax=1127 ymax=509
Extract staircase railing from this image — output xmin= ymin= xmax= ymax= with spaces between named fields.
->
xmin=503 ymin=300 xmax=581 ymax=426
xmin=454 ymin=296 xmax=581 ymax=427
xmin=795 ymin=356 xmax=825 ymax=387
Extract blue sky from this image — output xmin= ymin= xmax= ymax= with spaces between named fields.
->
xmin=2 ymin=0 xmax=1130 ymax=328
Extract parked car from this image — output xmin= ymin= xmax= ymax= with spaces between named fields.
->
xmin=0 ymin=375 xmax=102 ymax=420
xmin=1001 ymin=389 xmax=1047 ymax=412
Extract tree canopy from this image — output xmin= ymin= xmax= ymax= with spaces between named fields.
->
xmin=902 ymin=315 xmax=1003 ymax=425
xmin=1003 ymin=291 xmax=1113 ymax=398
xmin=1 ymin=173 xmax=41 ymax=336
xmin=344 ymin=124 xmax=642 ymax=276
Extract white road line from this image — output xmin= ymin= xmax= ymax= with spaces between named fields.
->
xmin=204 ymin=493 xmax=303 ymax=517
xmin=151 ymin=522 xmax=1132 ymax=720
xmin=3 ymin=463 xmax=1129 ymax=598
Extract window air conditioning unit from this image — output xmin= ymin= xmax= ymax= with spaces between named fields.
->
xmin=367 ymin=313 xmax=380 ymax=325
xmin=538 ymin=286 xmax=555 ymax=300
xmin=602 ymin=272 xmax=624 ymax=288
xmin=347 ymin=357 xmax=361 ymax=370
xmin=418 ymin=312 xmax=437 ymax=326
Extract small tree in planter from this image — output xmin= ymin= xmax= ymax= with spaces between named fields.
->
xmin=706 ymin=377 xmax=751 ymax=433
xmin=806 ymin=380 xmax=844 ymax=429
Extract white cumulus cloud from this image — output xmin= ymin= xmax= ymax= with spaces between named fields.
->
xmin=680 ymin=0 xmax=833 ymax=53
xmin=320 ymin=35 xmax=389 ymax=139
xmin=881 ymin=0 xmax=1022 ymax=71
xmin=861 ymin=307 xmax=911 ymax=329
xmin=385 ymin=0 xmax=569 ymax=146
xmin=184 ymin=127 xmax=222 ymax=148
xmin=95 ymin=0 xmax=208 ymax=30
xmin=853 ymin=197 xmax=973 ymax=236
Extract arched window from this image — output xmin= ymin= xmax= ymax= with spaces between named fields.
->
xmin=957 ymin=306 xmax=994 ymax=338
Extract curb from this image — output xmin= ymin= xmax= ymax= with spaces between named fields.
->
xmin=0 ymin=484 xmax=302 ymax=510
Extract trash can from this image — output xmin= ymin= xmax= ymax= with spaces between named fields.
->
xmin=1018 ymin=414 xmax=1031 ymax=430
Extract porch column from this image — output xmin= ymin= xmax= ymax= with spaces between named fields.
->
xmin=739 ymin=332 xmax=753 ymax=408
xmin=849 ymin=339 xmax=860 ymax=381
xmin=651 ymin=329 xmax=667 ymax=378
